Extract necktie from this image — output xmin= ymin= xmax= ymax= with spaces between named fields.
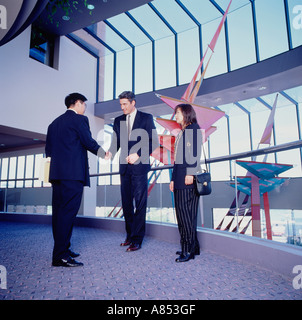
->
xmin=127 ymin=114 xmax=131 ymax=140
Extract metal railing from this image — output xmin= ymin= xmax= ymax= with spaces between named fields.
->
xmin=1 ymin=140 xmax=302 ymax=246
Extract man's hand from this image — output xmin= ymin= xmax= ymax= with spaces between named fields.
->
xmin=126 ymin=153 xmax=139 ymax=164
xmin=169 ymin=181 xmax=174 ymax=192
xmin=105 ymin=151 xmax=112 ymax=160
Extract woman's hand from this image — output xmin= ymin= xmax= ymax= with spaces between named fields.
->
xmin=185 ymin=175 xmax=194 ymax=185
xmin=169 ymin=181 xmax=174 ymax=192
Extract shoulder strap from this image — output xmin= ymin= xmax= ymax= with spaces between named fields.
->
xmin=202 ymin=143 xmax=209 ymax=172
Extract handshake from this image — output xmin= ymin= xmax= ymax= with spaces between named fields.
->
xmin=103 ymin=150 xmax=139 ymax=165
xmin=104 ymin=151 xmax=112 ymax=160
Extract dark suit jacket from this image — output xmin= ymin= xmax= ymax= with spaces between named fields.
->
xmin=109 ymin=110 xmax=159 ymax=175
xmin=171 ymin=122 xmax=202 ymax=190
xmin=45 ymin=110 xmax=104 ymax=186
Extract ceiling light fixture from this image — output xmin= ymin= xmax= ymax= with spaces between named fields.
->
xmin=87 ymin=4 xmax=95 ymax=10
xmin=62 ymin=15 xmax=70 ymax=21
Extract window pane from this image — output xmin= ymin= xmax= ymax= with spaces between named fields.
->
xmin=30 ymin=24 xmax=56 ymax=68
xmin=288 ymin=0 xmax=302 ymax=48
xmin=25 ymin=155 xmax=34 ymax=188
xmin=129 ymin=4 xmax=172 ymax=40
xmin=107 ymin=14 xmax=149 ymax=47
xmin=0 ymin=158 xmax=8 ymax=188
xmin=228 ymin=4 xmax=256 ymax=70
xmin=202 ymin=18 xmax=227 ymax=78
xmin=116 ymin=49 xmax=133 ymax=94
xmin=265 ymin=94 xmax=299 ymax=144
xmin=98 ymin=158 xmax=110 ymax=185
xmin=101 ymin=53 xmax=114 ymax=101
xmin=8 ymin=157 xmax=16 ymax=188
xmin=178 ymin=27 xmax=201 ymax=85
xmin=255 ymin=0 xmax=289 ymax=60
xmin=155 ymin=36 xmax=176 ymax=90
xmin=220 ymin=104 xmax=251 ymax=154
xmin=135 ymin=42 xmax=153 ymax=94
xmin=277 ymin=149 xmax=301 ymax=177
xmin=152 ymin=0 xmax=196 ymax=33
xmin=240 ymin=98 xmax=272 ymax=150
xmin=16 ymin=156 xmax=25 ymax=188
xmin=34 ymin=154 xmax=43 ymax=187
xmin=181 ymin=0 xmax=220 ymax=25
xmin=209 ymin=116 xmax=230 ymax=180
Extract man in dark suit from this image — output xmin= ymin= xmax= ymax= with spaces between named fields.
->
xmin=106 ymin=91 xmax=159 ymax=251
xmin=46 ymin=93 xmax=105 ymax=267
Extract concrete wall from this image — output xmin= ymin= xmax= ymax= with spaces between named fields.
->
xmin=0 ymin=27 xmax=105 ymax=216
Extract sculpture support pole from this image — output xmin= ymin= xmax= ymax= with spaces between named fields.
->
xmin=263 ymin=192 xmax=272 ymax=240
xmin=251 ymin=174 xmax=261 ymax=238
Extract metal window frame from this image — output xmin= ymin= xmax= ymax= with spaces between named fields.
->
xmin=104 ymin=20 xmax=135 ymax=94
xmin=210 ymin=0 xmax=231 ymax=72
xmin=175 ymin=0 xmax=204 ymax=66
xmin=249 ymin=0 xmax=260 ymax=63
xmin=283 ymin=0 xmax=293 ymax=50
xmin=256 ymin=97 xmax=278 ymax=162
xmin=280 ymin=90 xmax=302 ymax=167
xmin=148 ymin=2 xmax=179 ymax=87
xmin=125 ymin=11 xmax=156 ymax=92
xmin=82 ymin=27 xmax=117 ymax=101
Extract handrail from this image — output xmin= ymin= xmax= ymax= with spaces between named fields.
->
xmin=1 ymin=140 xmax=301 ymax=181
xmin=91 ymin=139 xmax=302 ymax=177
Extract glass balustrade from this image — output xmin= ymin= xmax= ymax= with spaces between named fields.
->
xmin=1 ymin=140 xmax=302 ymax=248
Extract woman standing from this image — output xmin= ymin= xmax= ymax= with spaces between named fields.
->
xmin=169 ymin=104 xmax=202 ymax=262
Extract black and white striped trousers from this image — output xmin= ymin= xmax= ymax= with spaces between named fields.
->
xmin=174 ymin=188 xmax=200 ymax=254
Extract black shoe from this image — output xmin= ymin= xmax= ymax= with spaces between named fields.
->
xmin=126 ymin=243 xmax=141 ymax=252
xmin=52 ymin=257 xmax=83 ymax=267
xmin=120 ymin=239 xmax=132 ymax=247
xmin=175 ymin=252 xmax=195 ymax=263
xmin=68 ymin=250 xmax=80 ymax=258
xmin=176 ymin=247 xmax=200 ymax=256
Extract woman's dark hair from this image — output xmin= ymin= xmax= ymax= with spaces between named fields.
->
xmin=65 ymin=92 xmax=87 ymax=108
xmin=175 ymin=103 xmax=197 ymax=126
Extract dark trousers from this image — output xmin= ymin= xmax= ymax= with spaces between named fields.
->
xmin=51 ymin=180 xmax=84 ymax=262
xmin=120 ymin=165 xmax=148 ymax=245
xmin=174 ymin=188 xmax=200 ymax=254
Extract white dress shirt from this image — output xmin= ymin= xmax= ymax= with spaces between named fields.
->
xmin=127 ymin=108 xmax=137 ymax=136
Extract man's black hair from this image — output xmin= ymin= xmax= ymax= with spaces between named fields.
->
xmin=65 ymin=93 xmax=87 ymax=108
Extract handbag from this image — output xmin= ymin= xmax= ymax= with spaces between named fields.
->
xmin=195 ymin=144 xmax=212 ymax=195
